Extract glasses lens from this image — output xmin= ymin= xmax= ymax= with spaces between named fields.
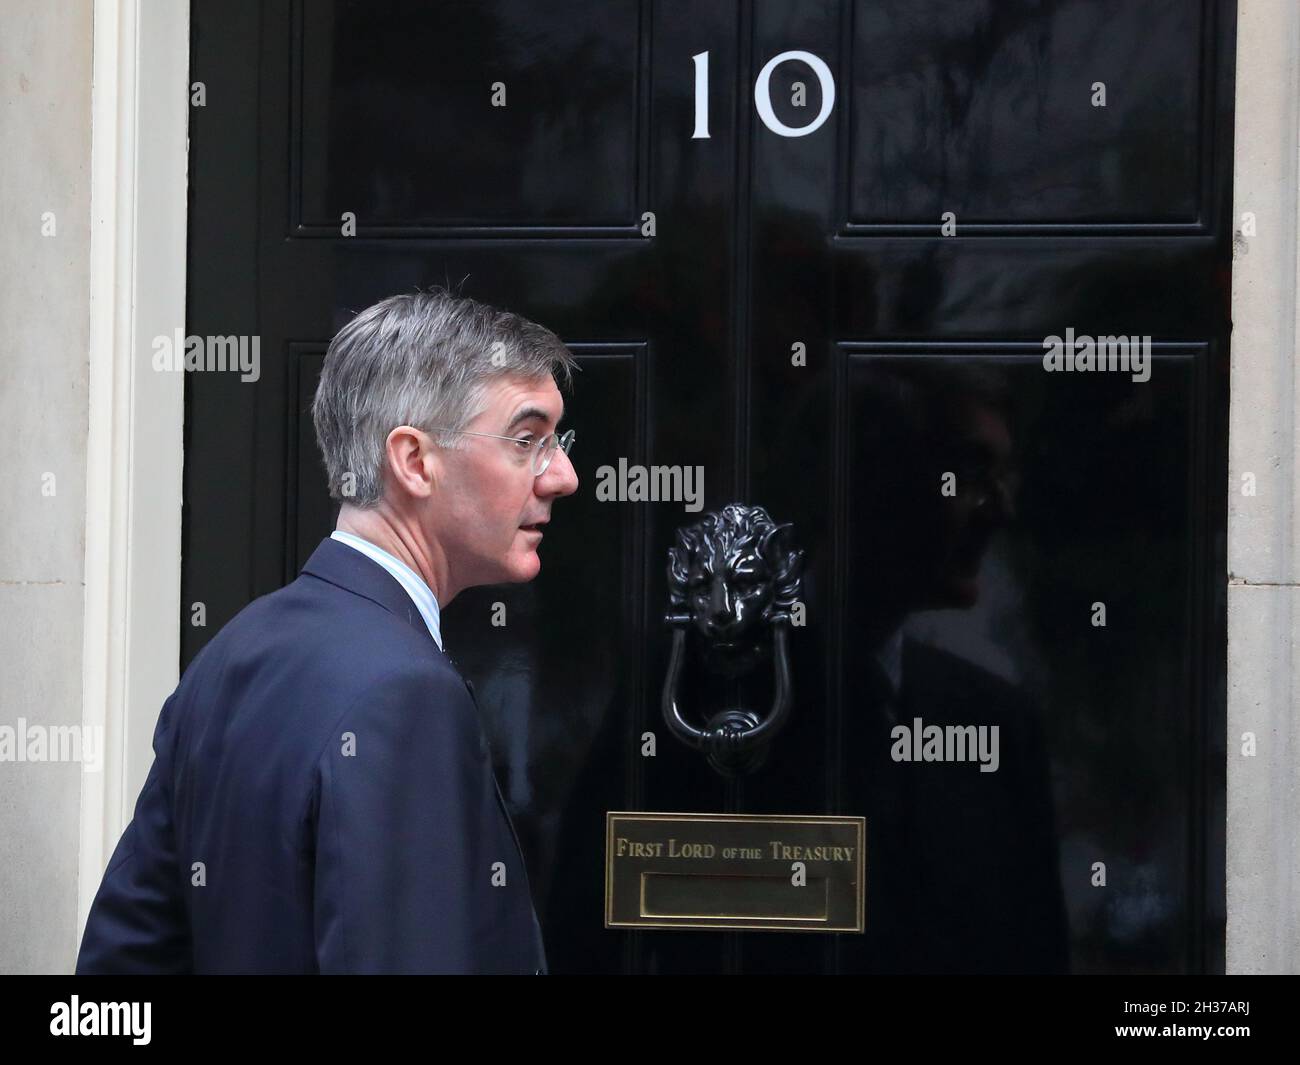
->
xmin=534 ymin=433 xmax=558 ymax=476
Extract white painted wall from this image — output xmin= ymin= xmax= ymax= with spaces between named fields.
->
xmin=0 ymin=0 xmax=94 ymax=973
xmin=1228 ymin=0 xmax=1300 ymax=975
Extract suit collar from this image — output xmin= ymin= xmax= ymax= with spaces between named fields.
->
xmin=301 ymin=536 xmax=440 ymax=653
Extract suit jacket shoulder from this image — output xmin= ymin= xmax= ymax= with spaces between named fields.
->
xmin=76 ymin=537 xmax=547 ymax=974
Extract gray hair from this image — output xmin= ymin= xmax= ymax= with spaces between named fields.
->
xmin=311 ymin=287 xmax=577 ymax=507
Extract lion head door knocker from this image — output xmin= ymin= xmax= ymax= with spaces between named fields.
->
xmin=662 ymin=503 xmax=804 ymax=776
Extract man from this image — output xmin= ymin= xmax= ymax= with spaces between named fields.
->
xmin=840 ymin=362 xmax=1069 ymax=974
xmin=76 ymin=288 xmax=579 ymax=973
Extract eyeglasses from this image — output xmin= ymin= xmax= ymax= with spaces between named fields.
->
xmin=427 ymin=426 xmax=575 ymax=476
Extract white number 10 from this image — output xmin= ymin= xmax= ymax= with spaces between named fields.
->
xmin=692 ymin=49 xmax=837 ymax=140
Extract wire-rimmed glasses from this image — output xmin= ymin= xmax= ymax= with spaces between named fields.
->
xmin=427 ymin=426 xmax=575 ymax=476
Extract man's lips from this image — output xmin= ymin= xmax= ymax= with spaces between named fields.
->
xmin=520 ymin=520 xmax=548 ymax=533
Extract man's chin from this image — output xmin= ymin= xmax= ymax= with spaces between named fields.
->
xmin=504 ymin=549 xmax=542 ymax=583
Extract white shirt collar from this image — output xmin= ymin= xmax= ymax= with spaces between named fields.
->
xmin=329 ymin=530 xmax=443 ymax=651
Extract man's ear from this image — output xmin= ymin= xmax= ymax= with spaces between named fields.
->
xmin=384 ymin=425 xmax=437 ymax=500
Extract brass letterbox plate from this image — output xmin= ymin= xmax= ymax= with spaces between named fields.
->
xmin=605 ymin=812 xmax=865 ymax=932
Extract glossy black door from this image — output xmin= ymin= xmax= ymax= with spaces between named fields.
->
xmin=185 ymin=0 xmax=1233 ymax=973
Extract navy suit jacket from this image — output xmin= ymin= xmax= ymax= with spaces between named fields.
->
xmin=76 ymin=537 xmax=548 ymax=974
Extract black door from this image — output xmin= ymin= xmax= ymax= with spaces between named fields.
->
xmin=185 ymin=0 xmax=1233 ymax=973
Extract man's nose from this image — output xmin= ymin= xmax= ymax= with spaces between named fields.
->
xmin=537 ymin=444 xmax=578 ymax=498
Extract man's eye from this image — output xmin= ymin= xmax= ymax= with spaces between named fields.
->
xmin=515 ymin=435 xmax=536 ymax=449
